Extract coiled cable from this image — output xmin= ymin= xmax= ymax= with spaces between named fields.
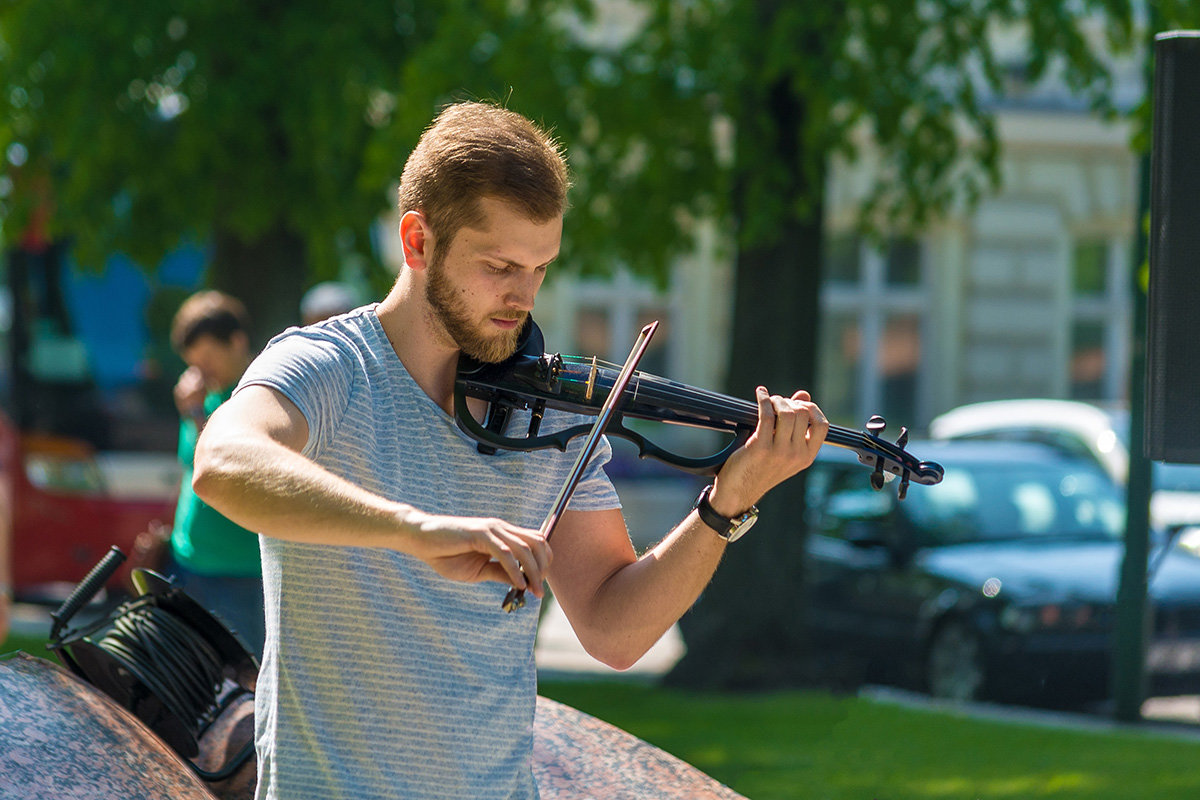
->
xmin=48 ymin=558 xmax=257 ymax=781
xmin=96 ymin=601 xmax=226 ymax=736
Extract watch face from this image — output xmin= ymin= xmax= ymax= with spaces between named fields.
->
xmin=726 ymin=512 xmax=758 ymax=542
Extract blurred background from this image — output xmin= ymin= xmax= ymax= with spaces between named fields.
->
xmin=3 ymin=0 xmax=1200 ymax=738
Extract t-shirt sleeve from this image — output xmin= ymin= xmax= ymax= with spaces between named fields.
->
xmin=236 ymin=328 xmax=354 ymax=459
xmin=565 ymin=434 xmax=622 ymax=512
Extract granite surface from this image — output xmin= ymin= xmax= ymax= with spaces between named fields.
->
xmin=531 ymin=695 xmax=747 ymax=799
xmin=0 ymin=652 xmax=217 ymax=800
xmin=1 ymin=652 xmax=747 ymax=799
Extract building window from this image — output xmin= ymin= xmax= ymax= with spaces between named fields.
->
xmin=634 ymin=305 xmax=670 ymax=377
xmin=818 ymin=310 xmax=862 ymax=428
xmin=574 ymin=307 xmax=611 ymax=361
xmin=884 ymin=239 xmax=922 ymax=287
xmin=1070 ymin=320 xmax=1107 ymax=400
xmin=1069 ymin=237 xmax=1128 ymax=401
xmin=826 ymin=235 xmax=862 ymax=284
xmin=566 ymin=270 xmax=679 ymax=470
xmin=878 ymin=312 xmax=922 ymax=426
xmin=570 ymin=269 xmax=671 ymax=377
xmin=1072 ymin=240 xmax=1108 ymax=296
xmin=820 ymin=235 xmax=929 ymax=430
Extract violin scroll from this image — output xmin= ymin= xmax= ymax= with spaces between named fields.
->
xmin=859 ymin=415 xmax=928 ymax=499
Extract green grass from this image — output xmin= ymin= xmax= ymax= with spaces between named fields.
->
xmin=538 ymin=680 xmax=1200 ymax=800
xmin=3 ymin=630 xmax=57 ymax=663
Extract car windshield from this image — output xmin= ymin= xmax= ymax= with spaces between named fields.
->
xmin=902 ymin=460 xmax=1125 ymax=544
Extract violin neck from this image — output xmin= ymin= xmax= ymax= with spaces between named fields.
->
xmin=826 ymin=425 xmax=870 ymax=451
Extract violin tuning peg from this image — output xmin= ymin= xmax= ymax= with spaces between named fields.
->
xmin=869 ymin=458 xmax=885 ymax=491
xmin=866 ymin=415 xmax=886 ymax=435
xmin=898 ymin=471 xmax=910 ymax=501
xmin=896 ymin=427 xmax=909 ymax=449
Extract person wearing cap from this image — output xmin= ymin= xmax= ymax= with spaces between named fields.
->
xmin=300 ymin=281 xmax=361 ymax=326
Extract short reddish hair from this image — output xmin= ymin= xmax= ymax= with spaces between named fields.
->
xmin=397 ymin=101 xmax=570 ymax=249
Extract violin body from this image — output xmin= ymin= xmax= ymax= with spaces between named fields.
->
xmin=455 ymin=320 xmax=943 ymax=497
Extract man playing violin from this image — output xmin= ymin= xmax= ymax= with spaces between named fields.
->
xmin=192 ymin=100 xmax=829 ymax=800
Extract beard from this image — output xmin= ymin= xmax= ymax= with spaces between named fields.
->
xmin=425 ymin=251 xmax=526 ymax=363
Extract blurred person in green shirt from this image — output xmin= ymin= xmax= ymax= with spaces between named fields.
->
xmin=169 ymin=290 xmax=264 ymax=657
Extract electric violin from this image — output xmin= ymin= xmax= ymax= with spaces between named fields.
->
xmin=454 ymin=319 xmax=943 ymax=499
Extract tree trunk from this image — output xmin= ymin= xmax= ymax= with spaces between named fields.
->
xmin=666 ymin=76 xmax=827 ymax=690
xmin=209 ymin=225 xmax=308 ymax=351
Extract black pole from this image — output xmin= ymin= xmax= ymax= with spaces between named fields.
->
xmin=1112 ymin=141 xmax=1153 ymax=724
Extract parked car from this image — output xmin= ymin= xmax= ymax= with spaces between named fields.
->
xmin=928 ymin=398 xmax=1200 ymax=531
xmin=804 ymin=439 xmax=1200 ymax=707
xmin=0 ymin=412 xmax=175 ymax=602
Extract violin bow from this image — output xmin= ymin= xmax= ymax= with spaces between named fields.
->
xmin=502 ymin=320 xmax=659 ymax=613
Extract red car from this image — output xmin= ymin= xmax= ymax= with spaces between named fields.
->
xmin=1 ymin=413 xmax=175 ymax=602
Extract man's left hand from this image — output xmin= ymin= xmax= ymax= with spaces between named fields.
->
xmin=707 ymin=387 xmax=828 ymax=518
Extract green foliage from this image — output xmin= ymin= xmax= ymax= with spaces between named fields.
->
xmin=615 ymin=0 xmax=1145 ymax=247
xmin=0 ymin=1 xmax=599 ymax=277
xmin=0 ymin=0 xmax=1189 ymax=286
xmin=0 ymin=0 xmax=719 ymax=285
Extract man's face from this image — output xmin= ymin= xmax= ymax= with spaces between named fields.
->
xmin=181 ymin=332 xmax=248 ymax=390
xmin=424 ymin=197 xmax=561 ymax=363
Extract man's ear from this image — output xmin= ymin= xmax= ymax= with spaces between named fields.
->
xmin=399 ymin=210 xmax=433 ymax=271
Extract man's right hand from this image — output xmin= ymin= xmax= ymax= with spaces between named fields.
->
xmin=404 ymin=512 xmax=552 ymax=598
xmin=174 ymin=366 xmax=208 ymax=418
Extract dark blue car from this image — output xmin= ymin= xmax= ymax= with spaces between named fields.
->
xmin=804 ymin=439 xmax=1200 ymax=706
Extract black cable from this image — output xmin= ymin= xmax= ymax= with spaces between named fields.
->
xmin=96 ymin=602 xmax=226 ymax=739
xmin=46 ymin=559 xmax=257 ymax=782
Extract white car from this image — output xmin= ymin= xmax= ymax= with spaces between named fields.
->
xmin=929 ymin=399 xmax=1200 ymax=532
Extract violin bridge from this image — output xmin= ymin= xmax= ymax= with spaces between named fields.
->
xmin=585 ymin=356 xmax=598 ymax=402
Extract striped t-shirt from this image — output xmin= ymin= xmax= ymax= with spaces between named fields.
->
xmin=238 ymin=305 xmax=620 ymax=800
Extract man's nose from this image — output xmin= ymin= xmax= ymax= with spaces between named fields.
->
xmin=506 ymin=273 xmax=541 ymax=311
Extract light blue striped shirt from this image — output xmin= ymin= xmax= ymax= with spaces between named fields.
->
xmin=238 ymin=305 xmax=620 ymax=800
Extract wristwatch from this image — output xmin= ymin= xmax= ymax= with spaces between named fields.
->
xmin=693 ymin=484 xmax=758 ymax=543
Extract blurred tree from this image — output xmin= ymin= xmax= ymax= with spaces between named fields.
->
xmin=633 ymin=0 xmax=1198 ymax=689
xmin=610 ymin=0 xmax=1135 ymax=688
xmin=3 ymin=0 xmax=1196 ymax=688
xmin=0 ymin=0 xmax=708 ymax=337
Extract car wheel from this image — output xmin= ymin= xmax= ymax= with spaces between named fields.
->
xmin=926 ymin=620 xmax=986 ymax=702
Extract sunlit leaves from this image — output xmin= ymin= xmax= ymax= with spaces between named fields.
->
xmin=2 ymin=0 xmax=1198 ymax=287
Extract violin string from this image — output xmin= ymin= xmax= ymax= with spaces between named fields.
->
xmin=560 ymin=357 xmax=883 ymax=445
xmin=553 ymin=357 xmax=934 ymax=475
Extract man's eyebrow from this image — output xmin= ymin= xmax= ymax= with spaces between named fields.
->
xmin=494 ymin=253 xmax=559 ymax=270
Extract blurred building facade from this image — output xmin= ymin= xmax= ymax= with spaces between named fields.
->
xmin=820 ymin=106 xmax=1139 ymax=431
xmin=525 ymin=36 xmax=1144 ymax=440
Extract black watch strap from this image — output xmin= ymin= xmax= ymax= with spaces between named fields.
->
xmin=693 ymin=484 xmax=758 ymax=542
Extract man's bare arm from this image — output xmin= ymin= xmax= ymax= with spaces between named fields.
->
xmin=193 ymin=385 xmax=551 ymax=595
xmin=548 ymin=387 xmax=829 ymax=670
